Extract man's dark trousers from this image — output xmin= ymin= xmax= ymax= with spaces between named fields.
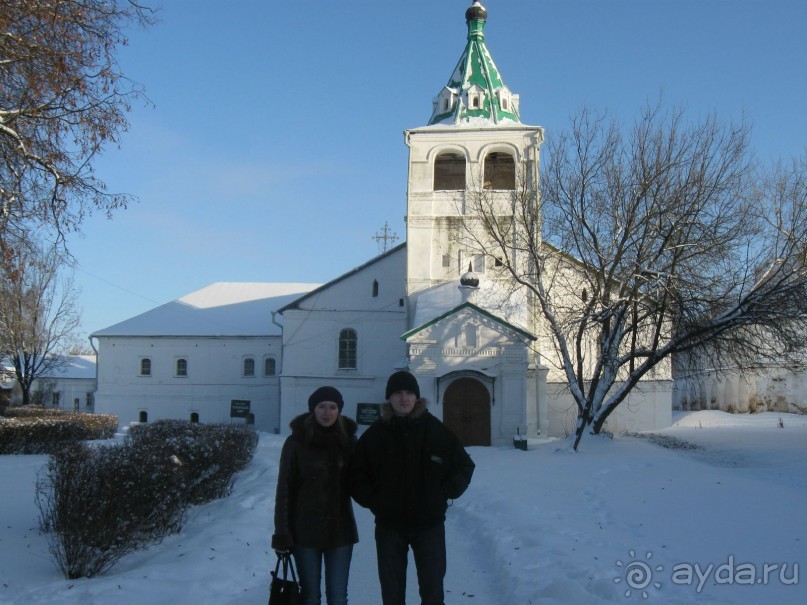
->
xmin=375 ymin=522 xmax=446 ymax=605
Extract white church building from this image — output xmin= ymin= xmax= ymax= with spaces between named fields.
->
xmin=92 ymin=2 xmax=672 ymax=445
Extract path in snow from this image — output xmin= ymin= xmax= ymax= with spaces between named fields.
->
xmin=0 ymin=436 xmax=500 ymax=605
xmin=348 ymin=499 xmax=502 ymax=604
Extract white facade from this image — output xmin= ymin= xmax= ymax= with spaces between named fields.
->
xmin=40 ymin=355 xmax=98 ymax=411
xmin=92 ymin=283 xmax=317 ymax=432
xmin=277 ymin=246 xmax=408 ymax=429
xmin=2 ymin=355 xmax=97 ymax=411
xmin=404 ymin=301 xmax=540 ymax=445
xmin=93 ymin=335 xmax=283 ymax=430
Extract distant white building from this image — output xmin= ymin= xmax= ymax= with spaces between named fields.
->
xmin=1 ymin=355 xmax=97 ymax=410
xmin=91 ymin=2 xmax=673 ymax=443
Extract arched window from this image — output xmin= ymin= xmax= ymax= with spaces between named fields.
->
xmin=484 ymin=152 xmax=516 ymax=190
xmin=372 ymin=279 xmax=379 ymax=297
xmin=264 ymin=357 xmax=276 ymax=376
xmin=138 ymin=410 xmax=148 ymax=423
xmin=243 ymin=357 xmax=255 ymax=377
xmin=434 ymin=152 xmax=466 ymax=190
xmin=176 ymin=358 xmax=188 ymax=377
xmin=140 ymin=358 xmax=151 ymax=376
xmin=190 ymin=412 xmax=199 ymax=423
xmin=338 ymin=328 xmax=357 ymax=370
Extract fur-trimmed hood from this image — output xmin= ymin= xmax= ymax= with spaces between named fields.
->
xmin=289 ymin=412 xmax=358 ymax=447
xmin=380 ymin=398 xmax=428 ymax=422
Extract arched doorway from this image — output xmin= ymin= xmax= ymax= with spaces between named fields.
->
xmin=443 ymin=377 xmax=491 ymax=446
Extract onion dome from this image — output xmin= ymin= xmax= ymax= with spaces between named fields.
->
xmin=460 ymin=269 xmax=480 ymax=288
xmin=465 ymin=1 xmax=487 ymax=23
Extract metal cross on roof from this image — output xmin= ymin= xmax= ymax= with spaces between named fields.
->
xmin=372 ymin=221 xmax=399 ymax=253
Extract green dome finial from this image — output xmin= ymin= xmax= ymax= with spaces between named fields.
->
xmin=466 ymin=1 xmax=488 ymax=40
xmin=466 ymin=2 xmax=488 ymax=23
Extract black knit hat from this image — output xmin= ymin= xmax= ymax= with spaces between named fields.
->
xmin=385 ymin=370 xmax=420 ymax=400
xmin=308 ymin=386 xmax=344 ymax=412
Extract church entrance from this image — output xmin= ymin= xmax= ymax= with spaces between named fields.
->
xmin=443 ymin=377 xmax=491 ymax=446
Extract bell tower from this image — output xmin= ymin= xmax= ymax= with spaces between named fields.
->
xmin=403 ymin=2 xmax=544 ymax=309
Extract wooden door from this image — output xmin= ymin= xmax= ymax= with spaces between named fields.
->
xmin=443 ymin=377 xmax=491 ymax=446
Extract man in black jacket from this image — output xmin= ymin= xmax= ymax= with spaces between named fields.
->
xmin=350 ymin=370 xmax=475 ymax=605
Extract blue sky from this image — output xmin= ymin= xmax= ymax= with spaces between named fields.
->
xmin=69 ymin=0 xmax=807 ymax=342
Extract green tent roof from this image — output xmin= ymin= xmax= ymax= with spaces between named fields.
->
xmin=428 ymin=2 xmax=521 ymax=126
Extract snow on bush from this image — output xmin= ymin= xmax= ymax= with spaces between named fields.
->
xmin=0 ymin=407 xmax=118 ymax=454
xmin=35 ymin=420 xmax=259 ymax=578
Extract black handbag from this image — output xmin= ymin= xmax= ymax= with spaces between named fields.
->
xmin=269 ymin=552 xmax=302 ymax=605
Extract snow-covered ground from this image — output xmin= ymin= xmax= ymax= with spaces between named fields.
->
xmin=1 ymin=410 xmax=805 ymax=604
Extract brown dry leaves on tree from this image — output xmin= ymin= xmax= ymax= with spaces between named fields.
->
xmin=0 ymin=0 xmax=154 ymax=247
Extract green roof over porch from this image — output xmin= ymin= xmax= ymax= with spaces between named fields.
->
xmin=401 ymin=301 xmax=536 ymax=342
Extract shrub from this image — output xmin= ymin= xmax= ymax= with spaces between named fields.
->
xmin=126 ymin=420 xmax=258 ymax=504
xmin=36 ymin=442 xmax=186 ymax=579
xmin=0 ymin=411 xmax=118 ymax=454
xmin=2 ymin=405 xmax=72 ymax=418
xmin=36 ymin=420 xmax=258 ymax=578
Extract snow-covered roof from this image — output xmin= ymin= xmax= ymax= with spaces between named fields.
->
xmin=91 ymin=282 xmax=320 ymax=338
xmin=44 ymin=355 xmax=97 ymax=380
xmin=0 ymin=355 xmax=97 ymax=382
xmin=410 ymin=279 xmax=533 ymax=337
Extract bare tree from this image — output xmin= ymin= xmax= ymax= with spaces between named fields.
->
xmin=0 ymin=0 xmax=154 ymax=250
xmin=0 ymin=240 xmax=81 ymax=406
xmin=458 ymin=104 xmax=807 ymax=450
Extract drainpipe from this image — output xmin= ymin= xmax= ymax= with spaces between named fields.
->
xmin=88 ymin=336 xmax=98 ymax=413
xmin=271 ymin=312 xmax=284 ymax=433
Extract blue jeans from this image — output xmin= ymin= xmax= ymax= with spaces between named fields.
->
xmin=293 ymin=544 xmax=353 ymax=605
xmin=375 ymin=523 xmax=446 ymax=605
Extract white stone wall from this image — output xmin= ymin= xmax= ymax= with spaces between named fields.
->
xmin=93 ymin=335 xmax=282 ymax=432
xmin=278 ymin=249 xmax=409 ymax=430
xmin=44 ymin=377 xmax=97 ymax=411
xmin=10 ymin=376 xmax=96 ymax=410
xmin=546 ymin=380 xmax=673 ymax=438
xmin=674 ymin=367 xmax=807 ymax=414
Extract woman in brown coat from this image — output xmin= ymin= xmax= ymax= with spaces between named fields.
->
xmin=272 ymin=386 xmax=358 ymax=605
